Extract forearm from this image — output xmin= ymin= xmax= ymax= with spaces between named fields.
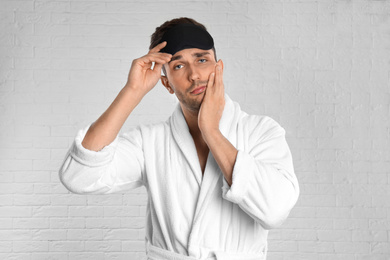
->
xmin=82 ymin=84 xmax=145 ymax=152
xmin=203 ymin=130 xmax=238 ymax=186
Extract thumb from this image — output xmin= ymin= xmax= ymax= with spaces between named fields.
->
xmin=153 ymin=62 xmax=163 ymax=74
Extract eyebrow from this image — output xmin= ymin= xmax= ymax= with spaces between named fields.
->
xmin=168 ymin=51 xmax=211 ymax=64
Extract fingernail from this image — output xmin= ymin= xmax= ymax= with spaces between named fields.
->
xmin=217 ymin=65 xmax=220 ymax=71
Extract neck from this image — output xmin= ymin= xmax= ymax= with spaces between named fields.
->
xmin=180 ymin=104 xmax=203 ymax=139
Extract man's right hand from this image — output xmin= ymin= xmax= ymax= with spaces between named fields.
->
xmin=125 ymin=41 xmax=172 ymax=95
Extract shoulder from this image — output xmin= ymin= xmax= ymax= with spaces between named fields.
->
xmin=119 ymin=120 xmax=169 ymax=141
xmin=239 ymin=112 xmax=286 ymax=141
xmin=135 ymin=120 xmax=171 ymax=139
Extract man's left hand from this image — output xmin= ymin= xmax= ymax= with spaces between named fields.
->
xmin=198 ymin=59 xmax=225 ymax=137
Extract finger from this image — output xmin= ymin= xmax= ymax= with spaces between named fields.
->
xmin=215 ymin=63 xmax=224 ymax=95
xmin=149 ymin=41 xmax=168 ymax=54
xmin=153 ymin=62 xmax=163 ymax=73
xmin=150 ymin=52 xmax=172 ymax=61
xmin=146 ymin=53 xmax=172 ymax=64
xmin=216 ymin=64 xmax=223 ymax=85
xmin=207 ymin=72 xmax=215 ymax=92
xmin=139 ymin=54 xmax=171 ymax=67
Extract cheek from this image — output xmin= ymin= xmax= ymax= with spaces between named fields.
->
xmin=166 ymin=71 xmax=182 ymax=87
xmin=203 ymin=63 xmax=217 ymax=77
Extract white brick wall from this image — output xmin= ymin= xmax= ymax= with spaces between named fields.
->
xmin=0 ymin=0 xmax=389 ymax=259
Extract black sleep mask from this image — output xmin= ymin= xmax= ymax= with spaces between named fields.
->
xmin=159 ymin=23 xmax=214 ymax=55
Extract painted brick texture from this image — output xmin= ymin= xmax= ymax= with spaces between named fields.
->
xmin=0 ymin=0 xmax=389 ymax=259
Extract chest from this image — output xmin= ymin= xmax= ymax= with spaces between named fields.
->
xmin=193 ymin=140 xmax=210 ymax=175
xmin=198 ymin=149 xmax=209 ymax=175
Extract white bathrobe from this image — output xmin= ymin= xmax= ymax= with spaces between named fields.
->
xmin=59 ymin=94 xmax=299 ymax=260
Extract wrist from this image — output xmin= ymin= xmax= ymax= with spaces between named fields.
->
xmin=201 ymin=127 xmax=221 ymax=142
xmin=124 ymin=83 xmax=146 ymax=98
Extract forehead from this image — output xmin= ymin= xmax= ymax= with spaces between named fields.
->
xmin=170 ymin=48 xmax=214 ymax=59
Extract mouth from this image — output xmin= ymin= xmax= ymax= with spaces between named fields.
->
xmin=190 ymin=86 xmax=206 ymax=95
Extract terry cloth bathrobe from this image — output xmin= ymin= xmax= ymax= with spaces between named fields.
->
xmin=59 ymin=93 xmax=300 ymax=260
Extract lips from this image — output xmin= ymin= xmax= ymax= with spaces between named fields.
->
xmin=190 ymin=86 xmax=206 ymax=95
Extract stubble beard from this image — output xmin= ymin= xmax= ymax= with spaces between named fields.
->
xmin=177 ymin=91 xmax=205 ymax=112
xmin=175 ymin=81 xmax=208 ymax=112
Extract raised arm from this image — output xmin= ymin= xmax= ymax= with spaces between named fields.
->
xmin=82 ymin=41 xmax=172 ymax=151
xmin=59 ymin=42 xmax=172 ymax=194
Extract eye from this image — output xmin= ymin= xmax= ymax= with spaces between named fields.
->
xmin=199 ymin=58 xmax=207 ymax=63
xmin=174 ymin=64 xmax=184 ymax=70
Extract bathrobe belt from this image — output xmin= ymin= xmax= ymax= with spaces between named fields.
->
xmin=146 ymin=242 xmax=266 ymax=260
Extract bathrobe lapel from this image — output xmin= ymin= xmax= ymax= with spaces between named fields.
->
xmin=170 ymin=94 xmax=242 ymax=253
xmin=170 ymin=102 xmax=203 ymax=187
xmin=192 ymin=93 xmax=239 ymax=215
xmin=170 ymin=93 xmax=238 ymax=188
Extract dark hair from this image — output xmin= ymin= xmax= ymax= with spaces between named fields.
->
xmin=150 ymin=17 xmax=217 ymax=75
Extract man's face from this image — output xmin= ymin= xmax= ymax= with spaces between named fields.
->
xmin=162 ymin=48 xmax=217 ymax=113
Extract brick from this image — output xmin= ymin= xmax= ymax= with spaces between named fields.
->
xmin=0 ymin=230 xmax=32 ymax=241
xmin=0 ymin=195 xmax=13 ymax=206
xmin=122 ymin=194 xmax=148 ymax=206
xmin=67 ymin=229 xmax=103 ymax=240
xmin=298 ymin=241 xmax=334 ymax=253
xmin=31 ymin=253 xmax=68 ymax=260
xmin=87 ymin=194 xmax=123 ymax=205
xmin=34 ymin=1 xmax=70 ymax=12
xmin=70 ymin=2 xmax=106 ymax=13
xmin=13 ymin=241 xmax=48 ymax=252
xmin=32 ymin=229 xmax=67 ymax=241
xmin=1 ymin=1 xmax=33 ymax=11
xmin=0 ymin=183 xmax=33 ymax=194
xmin=14 ymin=171 xmax=50 ymax=182
xmin=299 ymin=194 xmax=336 ymax=207
xmin=352 ymin=230 xmax=387 ymax=242
xmin=317 ymin=230 xmax=351 ymax=242
xmin=120 ymin=217 xmax=145 ymax=229
xmin=13 ymin=218 xmax=49 ymax=229
xmin=370 ymin=242 xmax=390 ymax=254
xmin=49 ymin=218 xmax=85 ymax=229
xmin=86 ymin=218 xmax=121 ymax=229
xmin=103 ymin=229 xmax=138 ymax=240
xmin=122 ymin=240 xmax=147 ymax=252
xmin=103 ymin=206 xmax=139 ymax=217
xmin=85 ymin=240 xmax=121 ymax=251
xmin=316 ymin=207 xmax=351 ymax=218
xmin=68 ymin=252 xmax=104 ymax=260
xmin=49 ymin=241 xmax=84 ymax=252
xmin=0 ymin=218 xmax=13 ymax=229
xmin=34 ymin=24 xmax=70 ymax=36
xmin=32 ymin=206 xmax=67 ymax=217
xmin=68 ymin=206 xmax=103 ymax=217
xmin=0 ymin=206 xmax=31 ymax=217
xmin=283 ymin=218 xmax=333 ymax=230
xmin=105 ymin=252 xmax=144 ymax=260
xmin=268 ymin=240 xmax=298 ymax=252
xmin=51 ymin=194 xmax=86 ymax=206
xmin=334 ymin=242 xmax=370 ymax=254
xmin=334 ymin=219 xmax=368 ymax=230
xmin=0 ymin=241 xmax=12 ymax=252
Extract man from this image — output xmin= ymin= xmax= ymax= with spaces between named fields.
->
xmin=59 ymin=17 xmax=299 ymax=260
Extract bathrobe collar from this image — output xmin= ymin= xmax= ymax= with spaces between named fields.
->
xmin=170 ymin=93 xmax=239 ymax=187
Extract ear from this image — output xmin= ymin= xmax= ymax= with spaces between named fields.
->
xmin=161 ymin=76 xmax=174 ymax=94
xmin=218 ymin=59 xmax=224 ymax=70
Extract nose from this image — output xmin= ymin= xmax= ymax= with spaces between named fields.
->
xmin=187 ymin=64 xmax=200 ymax=82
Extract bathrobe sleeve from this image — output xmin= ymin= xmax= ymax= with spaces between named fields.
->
xmin=221 ymin=116 xmax=299 ymax=230
xmin=58 ymin=123 xmax=145 ymax=194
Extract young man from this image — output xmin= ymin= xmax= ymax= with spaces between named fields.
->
xmin=59 ymin=17 xmax=299 ymax=260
